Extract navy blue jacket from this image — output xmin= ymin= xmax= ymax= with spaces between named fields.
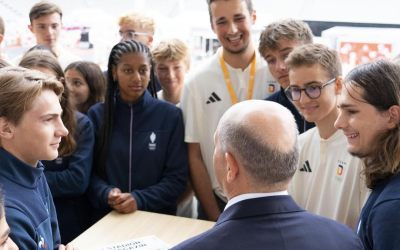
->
xmin=266 ymin=88 xmax=315 ymax=134
xmin=356 ymin=173 xmax=400 ymax=250
xmin=42 ymin=111 xmax=94 ymax=244
xmin=87 ymin=91 xmax=188 ymax=219
xmin=0 ymin=149 xmax=61 ymax=250
xmin=172 ymin=195 xmax=363 ymax=250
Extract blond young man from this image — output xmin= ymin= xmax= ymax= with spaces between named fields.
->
xmin=118 ymin=11 xmax=155 ymax=47
xmin=152 ymin=38 xmax=190 ymax=105
xmin=286 ymin=44 xmax=369 ymax=229
xmin=259 ymin=19 xmax=315 ymax=133
xmin=12 ymin=1 xmax=81 ymax=69
xmin=180 ymin=0 xmax=278 ymax=221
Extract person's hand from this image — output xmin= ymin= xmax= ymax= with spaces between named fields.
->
xmin=58 ymin=243 xmax=79 ymax=250
xmin=108 ymin=188 xmax=121 ymax=208
xmin=113 ymin=193 xmax=137 ymax=214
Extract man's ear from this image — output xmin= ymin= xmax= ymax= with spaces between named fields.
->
xmin=28 ymin=24 xmax=34 ymax=34
xmin=225 ymin=152 xmax=239 ymax=183
xmin=251 ymin=10 xmax=256 ymax=25
xmin=147 ymin=35 xmax=154 ymax=49
xmin=0 ymin=117 xmax=13 ymax=140
xmin=0 ymin=34 xmax=3 ymax=44
xmin=387 ymin=105 xmax=400 ymax=130
xmin=335 ymin=76 xmax=343 ymax=95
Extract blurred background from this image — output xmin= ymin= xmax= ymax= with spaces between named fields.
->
xmin=2 ymin=0 xmax=400 ymax=74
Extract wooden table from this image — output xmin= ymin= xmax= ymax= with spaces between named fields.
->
xmin=71 ymin=210 xmax=215 ymax=249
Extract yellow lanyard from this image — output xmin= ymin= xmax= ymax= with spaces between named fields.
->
xmin=219 ymin=50 xmax=256 ymax=104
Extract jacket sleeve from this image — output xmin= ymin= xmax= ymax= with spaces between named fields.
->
xmin=131 ymin=109 xmax=188 ymax=212
xmin=44 ymin=115 xmax=95 ymax=198
xmin=6 ymin=207 xmax=38 ymax=250
xmin=367 ymin=200 xmax=400 ymax=250
xmin=86 ymin=171 xmax=115 ymax=209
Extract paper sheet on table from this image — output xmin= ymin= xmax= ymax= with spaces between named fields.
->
xmin=97 ymin=235 xmax=171 ymax=250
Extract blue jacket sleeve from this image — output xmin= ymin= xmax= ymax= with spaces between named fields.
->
xmin=368 ymin=200 xmax=400 ymax=250
xmin=131 ymin=109 xmax=188 ymax=211
xmin=44 ymin=114 xmax=95 ymax=198
xmin=87 ymin=171 xmax=116 ymax=209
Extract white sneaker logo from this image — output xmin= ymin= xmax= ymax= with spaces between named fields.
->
xmin=149 ymin=132 xmax=156 ymax=150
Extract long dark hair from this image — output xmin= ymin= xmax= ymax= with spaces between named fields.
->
xmin=65 ymin=61 xmax=106 ymax=114
xmin=94 ymin=40 xmax=157 ymax=178
xmin=19 ymin=50 xmax=78 ymax=157
xmin=344 ymin=59 xmax=400 ymax=189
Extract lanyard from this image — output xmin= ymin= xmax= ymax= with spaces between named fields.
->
xmin=219 ymin=49 xmax=256 ymax=104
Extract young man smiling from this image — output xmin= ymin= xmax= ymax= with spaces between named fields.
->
xmin=180 ymin=0 xmax=278 ymax=221
xmin=286 ymin=44 xmax=369 ymax=229
xmin=13 ymin=1 xmax=81 ymax=69
xmin=259 ymin=19 xmax=315 ymax=133
xmin=335 ymin=60 xmax=400 ymax=250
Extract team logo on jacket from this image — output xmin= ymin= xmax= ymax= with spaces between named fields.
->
xmin=38 ymin=235 xmax=47 ymax=249
xmin=337 ymin=165 xmax=344 ymax=175
xmin=206 ymin=92 xmax=221 ymax=104
xmin=149 ymin=132 xmax=156 ymax=150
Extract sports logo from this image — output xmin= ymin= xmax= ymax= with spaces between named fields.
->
xmin=38 ymin=235 xmax=47 ymax=249
xmin=149 ymin=132 xmax=156 ymax=150
xmin=206 ymin=92 xmax=221 ymax=104
xmin=299 ymin=160 xmax=312 ymax=172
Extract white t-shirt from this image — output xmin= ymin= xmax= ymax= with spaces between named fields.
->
xmin=12 ymin=46 xmax=81 ymax=70
xmin=180 ymin=47 xmax=279 ymax=202
xmin=289 ymin=128 xmax=370 ymax=229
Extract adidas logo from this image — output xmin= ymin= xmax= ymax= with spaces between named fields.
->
xmin=206 ymin=92 xmax=221 ymax=104
xmin=300 ymin=160 xmax=312 ymax=172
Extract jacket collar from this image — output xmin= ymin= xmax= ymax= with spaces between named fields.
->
xmin=216 ymin=195 xmax=304 ymax=226
xmin=115 ymin=90 xmax=152 ymax=113
xmin=0 ymin=148 xmax=44 ymax=189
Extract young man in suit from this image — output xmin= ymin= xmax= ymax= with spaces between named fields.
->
xmin=172 ymin=100 xmax=363 ymax=250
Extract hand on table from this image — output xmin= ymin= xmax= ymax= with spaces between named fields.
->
xmin=58 ymin=243 xmax=78 ymax=250
xmin=108 ymin=187 xmax=121 ymax=207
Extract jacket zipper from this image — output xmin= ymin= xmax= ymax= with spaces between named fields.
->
xmin=129 ymin=103 xmax=133 ymax=193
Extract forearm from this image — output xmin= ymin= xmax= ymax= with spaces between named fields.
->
xmin=188 ymin=143 xmax=221 ymax=221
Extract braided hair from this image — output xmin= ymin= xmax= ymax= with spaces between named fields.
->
xmin=94 ymin=40 xmax=157 ymax=178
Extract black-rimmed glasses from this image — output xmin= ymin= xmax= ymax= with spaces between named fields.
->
xmin=285 ymin=78 xmax=337 ymax=101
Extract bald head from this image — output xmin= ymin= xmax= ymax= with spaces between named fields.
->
xmin=216 ymin=100 xmax=299 ymax=187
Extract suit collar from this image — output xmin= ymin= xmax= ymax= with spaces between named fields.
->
xmin=216 ymin=195 xmax=304 ymax=226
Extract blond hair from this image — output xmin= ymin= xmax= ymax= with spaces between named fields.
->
xmin=0 ymin=66 xmax=63 ymax=127
xmin=118 ymin=11 xmax=155 ymax=35
xmin=152 ymin=38 xmax=191 ymax=68
xmin=285 ymin=44 xmax=342 ymax=79
xmin=259 ymin=19 xmax=313 ymax=55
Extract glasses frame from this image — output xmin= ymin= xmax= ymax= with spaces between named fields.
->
xmin=119 ymin=30 xmax=151 ymax=39
xmin=284 ymin=78 xmax=337 ymax=101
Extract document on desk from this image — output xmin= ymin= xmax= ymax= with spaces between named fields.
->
xmin=97 ymin=235 xmax=171 ymax=250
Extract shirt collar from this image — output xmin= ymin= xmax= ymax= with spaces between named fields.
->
xmin=225 ymin=191 xmax=288 ymax=211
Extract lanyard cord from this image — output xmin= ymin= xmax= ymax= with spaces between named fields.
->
xmin=219 ymin=50 xmax=257 ymax=104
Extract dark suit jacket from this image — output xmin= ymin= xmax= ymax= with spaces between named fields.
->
xmin=171 ymin=196 xmax=363 ymax=250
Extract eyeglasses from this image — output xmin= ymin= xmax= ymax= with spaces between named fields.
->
xmin=285 ymin=78 xmax=337 ymax=101
xmin=119 ymin=30 xmax=151 ymax=40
